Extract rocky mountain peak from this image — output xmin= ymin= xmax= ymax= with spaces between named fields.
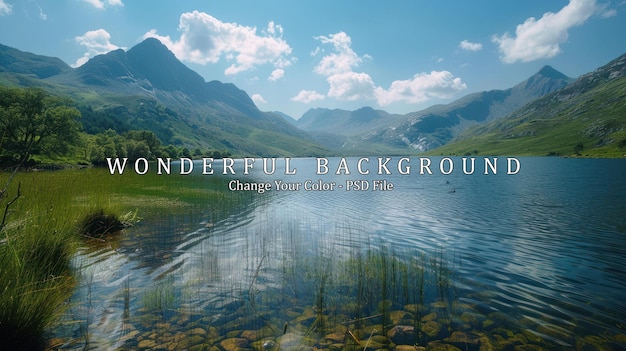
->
xmin=536 ymin=65 xmax=569 ymax=80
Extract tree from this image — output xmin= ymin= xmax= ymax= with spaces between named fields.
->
xmin=125 ymin=130 xmax=161 ymax=155
xmin=573 ymin=142 xmax=584 ymax=155
xmin=0 ymin=87 xmax=81 ymax=165
xmin=89 ymin=129 xmax=126 ymax=165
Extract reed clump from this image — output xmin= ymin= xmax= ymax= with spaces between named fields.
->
xmin=0 ymin=212 xmax=77 ymax=350
xmin=78 ymin=208 xmax=130 ymax=238
xmin=0 ymin=169 xmax=132 ymax=349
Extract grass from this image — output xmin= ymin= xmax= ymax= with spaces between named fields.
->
xmin=0 ymin=166 xmax=249 ymax=348
xmin=268 ymin=240 xmax=455 ymax=345
xmin=0 ymin=182 xmax=78 ymax=349
xmin=427 ymin=73 xmax=626 ymax=158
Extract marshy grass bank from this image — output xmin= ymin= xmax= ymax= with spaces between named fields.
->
xmin=0 ymin=167 xmax=243 ymax=349
xmin=0 ymin=169 xmax=127 ymax=349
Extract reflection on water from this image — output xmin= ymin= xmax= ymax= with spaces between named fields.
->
xmin=50 ymin=158 xmax=626 ymax=350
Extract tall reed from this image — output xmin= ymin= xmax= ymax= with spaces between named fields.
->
xmin=0 ymin=199 xmax=78 ymax=349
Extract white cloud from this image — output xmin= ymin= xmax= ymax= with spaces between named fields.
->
xmin=38 ymin=6 xmax=47 ymax=20
xmin=598 ymin=1 xmax=618 ymax=17
xmin=459 ymin=40 xmax=483 ymax=52
xmin=144 ymin=11 xmax=293 ymax=79
xmin=251 ymin=93 xmax=267 ymax=105
xmin=268 ymin=68 xmax=284 ymax=81
xmin=0 ymin=0 xmax=12 ymax=15
xmin=310 ymin=46 xmax=322 ymax=56
xmin=300 ymin=31 xmax=467 ymax=106
xmin=308 ymin=32 xmax=378 ymax=102
xmin=72 ymin=29 xmax=124 ymax=67
xmin=82 ymin=0 xmax=123 ymax=9
xmin=266 ymin=21 xmax=282 ymax=36
xmin=600 ymin=8 xmax=617 ymax=17
xmin=291 ymin=90 xmax=325 ymax=103
xmin=492 ymin=0 xmax=599 ymax=63
xmin=314 ymin=32 xmax=363 ymax=76
xmin=327 ymin=71 xmax=376 ymax=101
xmin=375 ymin=71 xmax=468 ymax=106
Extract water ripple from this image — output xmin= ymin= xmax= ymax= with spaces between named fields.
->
xmin=59 ymin=158 xmax=626 ymax=348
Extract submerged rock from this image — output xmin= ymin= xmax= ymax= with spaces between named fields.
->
xmin=362 ymin=339 xmax=387 ymax=351
xmin=325 ymin=331 xmax=346 ymax=343
xmin=389 ymin=310 xmax=411 ymax=325
xmin=395 ymin=345 xmax=426 ymax=351
xmin=137 ymin=339 xmax=157 ymax=349
xmin=511 ymin=345 xmax=546 ymax=351
xmin=427 ymin=343 xmax=462 ymax=351
xmin=261 ymin=339 xmax=277 ymax=350
xmin=177 ymin=335 xmax=206 ymax=349
xmin=443 ymin=331 xmax=480 ymax=351
xmin=190 ymin=327 xmax=207 ymax=336
xmin=387 ymin=325 xmax=415 ymax=345
xmin=220 ymin=337 xmax=249 ymax=351
xmin=422 ymin=320 xmax=442 ymax=338
xmin=277 ymin=333 xmax=304 ymax=350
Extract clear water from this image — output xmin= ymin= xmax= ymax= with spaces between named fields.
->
xmin=51 ymin=157 xmax=626 ymax=350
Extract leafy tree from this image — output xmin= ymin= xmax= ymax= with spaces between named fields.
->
xmin=181 ymin=147 xmax=191 ymax=158
xmin=574 ymin=142 xmax=584 ymax=155
xmin=162 ymin=145 xmax=180 ymax=158
xmin=89 ymin=129 xmax=166 ymax=165
xmin=125 ymin=130 xmax=161 ymax=155
xmin=0 ymin=87 xmax=81 ymax=165
xmin=125 ymin=139 xmax=151 ymax=160
xmin=89 ymin=129 xmax=126 ymax=165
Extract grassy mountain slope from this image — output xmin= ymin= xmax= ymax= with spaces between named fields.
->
xmin=364 ymin=66 xmax=573 ymax=152
xmin=429 ymin=53 xmax=626 ymax=157
xmin=0 ymin=43 xmax=70 ymax=79
xmin=297 ymin=106 xmax=404 ymax=136
xmin=0 ymin=39 xmax=327 ymax=157
xmin=295 ymin=107 xmax=411 ymax=155
xmin=294 ymin=66 xmax=573 ymax=155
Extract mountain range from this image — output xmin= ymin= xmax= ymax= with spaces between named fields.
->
xmin=295 ymin=65 xmax=573 ymax=154
xmin=1 ymin=39 xmax=624 ymax=157
xmin=0 ymin=39 xmax=326 ymax=157
xmin=430 ymin=52 xmax=626 ymax=157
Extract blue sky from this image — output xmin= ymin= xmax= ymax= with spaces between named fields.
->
xmin=1 ymin=0 xmax=625 ymax=118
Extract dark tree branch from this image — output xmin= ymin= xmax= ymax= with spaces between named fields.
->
xmin=0 ymin=181 xmax=20 ymax=232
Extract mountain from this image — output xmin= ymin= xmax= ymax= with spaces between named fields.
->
xmin=294 ymin=66 xmax=573 ymax=155
xmin=430 ymin=53 xmax=626 ymax=157
xmin=293 ymin=107 xmax=409 ymax=155
xmin=297 ymin=107 xmax=404 ymax=136
xmin=0 ymin=39 xmax=327 ymax=157
xmin=0 ymin=43 xmax=71 ymax=80
xmin=51 ymin=38 xmax=260 ymax=117
xmin=271 ymin=111 xmax=298 ymax=125
xmin=363 ymin=66 xmax=574 ymax=152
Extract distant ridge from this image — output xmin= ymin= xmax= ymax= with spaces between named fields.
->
xmin=0 ymin=43 xmax=70 ymax=79
xmin=363 ymin=65 xmax=574 ymax=151
xmin=537 ymin=65 xmax=569 ymax=80
xmin=0 ymin=39 xmax=327 ymax=157
xmin=296 ymin=65 xmax=573 ymax=153
xmin=297 ymin=107 xmax=403 ymax=136
xmin=430 ymin=52 xmax=626 ymax=157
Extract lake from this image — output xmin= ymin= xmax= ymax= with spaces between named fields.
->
xmin=50 ymin=157 xmax=626 ymax=350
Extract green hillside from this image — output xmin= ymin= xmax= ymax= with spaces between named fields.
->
xmin=0 ymin=39 xmax=327 ymax=159
xmin=429 ymin=54 xmax=626 ymax=158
